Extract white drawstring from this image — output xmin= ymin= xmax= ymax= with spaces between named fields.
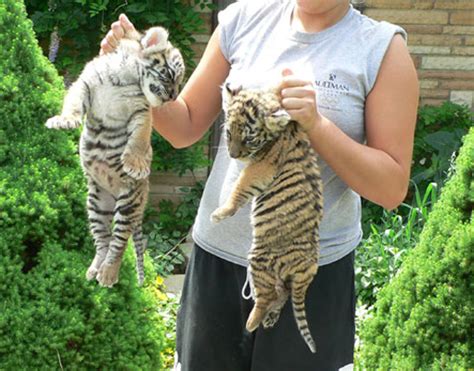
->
xmin=241 ymin=267 xmax=255 ymax=300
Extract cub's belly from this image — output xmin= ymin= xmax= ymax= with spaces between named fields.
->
xmin=82 ymin=160 xmax=124 ymax=197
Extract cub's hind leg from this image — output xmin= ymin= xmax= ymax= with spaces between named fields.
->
xmin=86 ymin=179 xmax=116 ymax=280
xmin=262 ymin=280 xmax=289 ymax=328
xmin=97 ymin=179 xmax=148 ymax=287
xmin=245 ymin=264 xmax=278 ymax=332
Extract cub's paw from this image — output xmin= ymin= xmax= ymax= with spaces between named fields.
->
xmin=85 ymin=251 xmax=108 ymax=281
xmin=121 ymin=151 xmax=150 ymax=180
xmin=45 ymin=115 xmax=82 ymax=130
xmin=210 ymin=206 xmax=236 ymax=224
xmin=96 ymin=260 xmax=122 ymax=288
xmin=262 ymin=309 xmax=282 ymax=329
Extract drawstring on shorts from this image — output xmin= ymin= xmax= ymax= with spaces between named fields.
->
xmin=241 ymin=267 xmax=255 ymax=300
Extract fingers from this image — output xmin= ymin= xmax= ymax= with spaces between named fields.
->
xmin=111 ymin=22 xmax=125 ymax=40
xmin=280 ymin=76 xmax=314 ymax=89
xmin=119 ymin=13 xmax=135 ymax=32
xmin=100 ymin=14 xmax=135 ymax=54
xmin=281 ymin=86 xmax=315 ymax=99
xmin=281 ymin=98 xmax=307 ymax=110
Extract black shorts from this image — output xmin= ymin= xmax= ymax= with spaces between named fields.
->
xmin=175 ymin=244 xmax=355 ymax=371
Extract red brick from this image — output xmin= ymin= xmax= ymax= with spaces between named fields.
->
xmin=450 ymin=11 xmax=474 ymax=25
xmin=411 ymin=55 xmax=422 ymax=69
xmin=418 ymin=70 xmax=474 ymax=79
xmin=443 ymin=25 xmax=474 ymax=35
xmin=408 ymin=34 xmax=463 ymax=45
xmin=402 ymin=24 xmax=443 ymax=34
xmin=365 ymin=0 xmax=413 ymax=9
xmin=420 ymin=88 xmax=450 ymax=99
xmin=435 ymin=0 xmax=474 ymax=9
xmin=439 ymin=80 xmax=474 ymax=89
xmin=365 ymin=9 xmax=448 ymax=24
xmin=420 ymin=98 xmax=445 ymax=106
xmin=414 ymin=0 xmax=435 ymax=10
xmin=452 ymin=46 xmax=474 ymax=55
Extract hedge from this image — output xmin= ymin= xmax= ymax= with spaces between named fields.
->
xmin=0 ymin=1 xmax=164 ymax=368
xmin=358 ymin=127 xmax=474 ymax=369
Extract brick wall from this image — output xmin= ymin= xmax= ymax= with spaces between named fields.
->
xmin=149 ymin=1 xmax=214 ymax=208
xmin=364 ymin=0 xmax=474 ymax=108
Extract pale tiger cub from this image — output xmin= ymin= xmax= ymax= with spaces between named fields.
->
xmin=46 ymin=27 xmax=185 ymax=288
xmin=211 ymin=85 xmax=323 ymax=353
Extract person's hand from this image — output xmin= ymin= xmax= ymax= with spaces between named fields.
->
xmin=279 ymin=68 xmax=322 ymax=132
xmin=100 ymin=14 xmax=136 ymax=55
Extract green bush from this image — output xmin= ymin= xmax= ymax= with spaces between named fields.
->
xmin=357 ymin=128 xmax=474 ymax=369
xmin=0 ymin=1 xmax=164 ymax=368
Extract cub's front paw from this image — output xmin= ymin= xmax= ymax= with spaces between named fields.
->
xmin=45 ymin=115 xmax=82 ymax=130
xmin=210 ymin=206 xmax=236 ymax=224
xmin=121 ymin=151 xmax=150 ymax=180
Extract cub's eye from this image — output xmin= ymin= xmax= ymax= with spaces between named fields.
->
xmin=225 ymin=129 xmax=231 ymax=140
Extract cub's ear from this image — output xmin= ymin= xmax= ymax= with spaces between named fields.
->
xmin=270 ymin=109 xmax=291 ymax=119
xmin=224 ymin=83 xmax=242 ymax=97
xmin=266 ymin=108 xmax=291 ymax=132
xmin=142 ymin=27 xmax=169 ymax=55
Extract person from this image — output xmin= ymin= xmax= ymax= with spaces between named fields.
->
xmin=101 ymin=0 xmax=418 ymax=369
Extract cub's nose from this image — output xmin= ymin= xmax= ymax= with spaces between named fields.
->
xmin=229 ymin=145 xmax=241 ymax=159
xmin=169 ymin=89 xmax=178 ymax=100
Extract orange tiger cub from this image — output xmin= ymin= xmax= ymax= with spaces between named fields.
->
xmin=211 ymin=84 xmax=323 ymax=353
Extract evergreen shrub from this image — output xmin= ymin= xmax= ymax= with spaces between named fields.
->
xmin=0 ymin=1 xmax=164 ymax=368
xmin=358 ymin=127 xmax=474 ymax=369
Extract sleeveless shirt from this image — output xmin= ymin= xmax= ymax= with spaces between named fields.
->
xmin=192 ymin=0 xmax=407 ymax=266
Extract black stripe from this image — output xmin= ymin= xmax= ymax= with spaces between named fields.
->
xmin=255 ymin=178 xmax=306 ymax=208
xmin=116 ymin=203 xmax=139 ymax=216
xmin=106 ymin=153 xmax=122 ymax=161
xmin=87 ymin=206 xmax=114 ymax=216
xmin=83 ymin=80 xmax=92 ymax=108
xmin=254 ymin=191 xmax=304 ymax=221
xmin=127 ymin=108 xmax=148 ymax=124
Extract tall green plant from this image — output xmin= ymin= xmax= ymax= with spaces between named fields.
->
xmin=0 ymin=1 xmax=164 ymax=368
xmin=358 ymin=128 xmax=473 ymax=369
xmin=356 ymin=183 xmax=438 ymax=307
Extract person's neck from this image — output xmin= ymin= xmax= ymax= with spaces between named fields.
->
xmin=292 ymin=3 xmax=350 ymax=33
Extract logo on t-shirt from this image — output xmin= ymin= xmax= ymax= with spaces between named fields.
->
xmin=315 ymin=73 xmax=351 ymax=112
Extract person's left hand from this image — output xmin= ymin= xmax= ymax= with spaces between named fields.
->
xmin=279 ymin=68 xmax=322 ymax=132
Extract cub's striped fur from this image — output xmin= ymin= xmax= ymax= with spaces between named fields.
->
xmin=211 ymin=85 xmax=323 ymax=352
xmin=46 ymin=27 xmax=184 ymax=287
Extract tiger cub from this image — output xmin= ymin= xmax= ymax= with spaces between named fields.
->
xmin=211 ymin=85 xmax=323 ymax=353
xmin=46 ymin=27 xmax=185 ymax=288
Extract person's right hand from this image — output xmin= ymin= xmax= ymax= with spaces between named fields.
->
xmin=100 ymin=14 xmax=136 ymax=55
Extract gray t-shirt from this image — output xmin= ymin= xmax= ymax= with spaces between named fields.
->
xmin=192 ymin=0 xmax=406 ymax=267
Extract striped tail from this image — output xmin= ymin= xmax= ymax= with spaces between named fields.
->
xmin=132 ymin=229 xmax=146 ymax=286
xmin=291 ymin=283 xmax=316 ymax=353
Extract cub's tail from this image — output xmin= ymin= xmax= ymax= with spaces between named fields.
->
xmin=291 ymin=273 xmax=317 ymax=353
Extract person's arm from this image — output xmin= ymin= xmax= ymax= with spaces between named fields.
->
xmin=100 ymin=14 xmax=230 ymax=149
xmin=280 ymin=35 xmax=419 ymax=210
xmin=151 ymin=28 xmax=230 ymax=148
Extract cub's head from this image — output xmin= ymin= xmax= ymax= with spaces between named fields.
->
xmin=139 ymin=27 xmax=185 ymax=107
xmin=223 ymin=84 xmax=291 ymax=160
